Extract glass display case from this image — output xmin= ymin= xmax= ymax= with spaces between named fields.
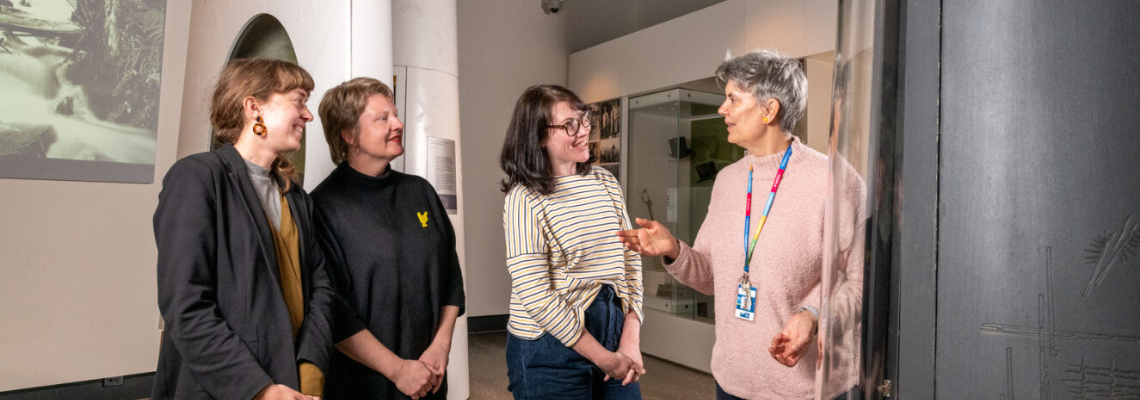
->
xmin=626 ymin=85 xmax=735 ymax=324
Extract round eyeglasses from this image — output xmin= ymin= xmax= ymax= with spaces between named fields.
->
xmin=547 ymin=111 xmax=592 ymax=137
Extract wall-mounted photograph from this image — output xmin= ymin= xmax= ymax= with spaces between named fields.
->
xmin=587 ymin=97 xmax=620 ymax=179
xmin=0 ymin=0 xmax=168 ymax=183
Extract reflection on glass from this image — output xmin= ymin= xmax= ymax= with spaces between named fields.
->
xmin=627 ymin=84 xmax=729 ymax=323
xmin=819 ymin=0 xmax=876 ymax=399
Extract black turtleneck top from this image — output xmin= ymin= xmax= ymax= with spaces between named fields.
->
xmin=311 ymin=162 xmax=465 ymax=400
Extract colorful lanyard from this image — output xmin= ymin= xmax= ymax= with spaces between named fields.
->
xmin=742 ymin=144 xmax=793 ymax=274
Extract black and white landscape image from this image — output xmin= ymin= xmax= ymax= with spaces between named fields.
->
xmin=0 ymin=0 xmax=167 ymax=183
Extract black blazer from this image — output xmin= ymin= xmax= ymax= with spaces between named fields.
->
xmin=152 ymin=145 xmax=360 ymax=400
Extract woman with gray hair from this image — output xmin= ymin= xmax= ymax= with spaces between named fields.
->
xmin=618 ymin=49 xmax=865 ymax=399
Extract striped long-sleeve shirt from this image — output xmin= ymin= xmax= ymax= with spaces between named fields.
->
xmin=503 ymin=167 xmax=644 ymax=346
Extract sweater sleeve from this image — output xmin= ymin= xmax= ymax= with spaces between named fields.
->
xmin=661 ymin=182 xmax=721 ymax=295
xmin=601 ymin=172 xmax=645 ymax=323
xmin=503 ymin=188 xmax=584 ymax=347
xmin=434 ymin=188 xmax=467 ymax=316
xmin=817 ymin=167 xmax=867 ymax=330
xmin=312 ymin=205 xmax=368 ymax=343
xmin=295 ymin=191 xmax=363 ymax=372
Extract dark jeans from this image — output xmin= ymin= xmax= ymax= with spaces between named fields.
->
xmin=716 ymin=382 xmax=863 ymax=400
xmin=715 ymin=382 xmax=742 ymax=400
xmin=506 ymin=285 xmax=642 ymax=400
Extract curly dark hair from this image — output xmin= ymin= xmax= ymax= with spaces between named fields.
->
xmin=499 ymin=85 xmax=591 ymax=195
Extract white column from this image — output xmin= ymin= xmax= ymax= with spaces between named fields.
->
xmin=351 ymin=0 xmax=393 ymax=86
xmin=392 ymin=1 xmax=470 ymax=399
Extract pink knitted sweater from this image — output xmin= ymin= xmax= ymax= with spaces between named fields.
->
xmin=665 ymin=137 xmax=866 ymax=399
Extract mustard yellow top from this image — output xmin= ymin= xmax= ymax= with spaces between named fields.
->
xmin=267 ymin=196 xmax=324 ymax=397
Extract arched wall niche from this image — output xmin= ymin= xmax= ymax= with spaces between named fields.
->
xmin=211 ymin=14 xmax=307 ymax=182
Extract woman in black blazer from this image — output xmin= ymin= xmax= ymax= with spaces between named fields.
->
xmin=151 ymin=59 xmax=388 ymax=400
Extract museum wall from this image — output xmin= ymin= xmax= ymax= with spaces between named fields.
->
xmin=457 ymin=0 xmax=569 ymax=317
xmin=0 ymin=1 xmax=192 ymax=391
xmin=175 ymin=1 xmax=359 ymax=190
xmin=569 ymin=0 xmax=838 ymax=104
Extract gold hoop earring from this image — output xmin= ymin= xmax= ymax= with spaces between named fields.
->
xmin=253 ymin=116 xmax=267 ymax=137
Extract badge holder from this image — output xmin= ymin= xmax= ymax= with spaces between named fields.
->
xmin=734 ymin=274 xmax=757 ymax=321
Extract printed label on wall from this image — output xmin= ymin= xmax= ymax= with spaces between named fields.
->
xmin=427 ymin=137 xmax=458 ymax=214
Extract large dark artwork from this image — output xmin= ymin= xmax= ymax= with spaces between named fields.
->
xmin=0 ymin=0 xmax=168 ymax=183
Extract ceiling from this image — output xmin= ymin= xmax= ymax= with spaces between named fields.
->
xmin=557 ymin=0 xmax=728 ymax=52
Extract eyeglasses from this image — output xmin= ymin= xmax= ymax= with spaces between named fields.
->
xmin=547 ymin=111 xmax=591 ymax=137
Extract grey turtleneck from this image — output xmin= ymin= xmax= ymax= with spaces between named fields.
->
xmin=244 ymin=159 xmax=281 ymax=230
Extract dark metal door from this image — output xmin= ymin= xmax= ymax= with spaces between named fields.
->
xmin=937 ymin=1 xmax=1140 ymax=398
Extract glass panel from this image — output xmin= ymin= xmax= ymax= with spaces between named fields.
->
xmin=819 ymin=0 xmax=877 ymax=398
xmin=628 ymin=85 xmax=730 ymax=323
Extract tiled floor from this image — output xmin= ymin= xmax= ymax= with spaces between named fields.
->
xmin=468 ymin=331 xmax=716 ymax=400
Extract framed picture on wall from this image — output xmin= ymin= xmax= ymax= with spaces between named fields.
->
xmin=0 ymin=0 xmax=168 ymax=183
xmin=587 ymin=97 xmax=621 ymax=180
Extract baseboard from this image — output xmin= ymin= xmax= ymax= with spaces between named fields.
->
xmin=467 ymin=314 xmax=509 ymax=333
xmin=0 ymin=372 xmax=153 ymax=400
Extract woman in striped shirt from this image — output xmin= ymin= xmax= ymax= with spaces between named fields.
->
xmin=499 ymin=85 xmax=646 ymax=400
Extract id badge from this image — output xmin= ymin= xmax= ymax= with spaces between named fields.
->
xmin=734 ymin=283 xmax=757 ymax=321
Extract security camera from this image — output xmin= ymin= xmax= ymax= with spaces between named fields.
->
xmin=541 ymin=0 xmax=563 ymax=14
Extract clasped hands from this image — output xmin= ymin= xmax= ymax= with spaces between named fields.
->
xmin=597 ymin=344 xmax=646 ymax=385
xmin=389 ymin=344 xmax=448 ymax=399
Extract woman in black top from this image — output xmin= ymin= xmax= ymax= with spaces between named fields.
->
xmin=153 ymin=58 xmax=353 ymax=400
xmin=312 ymin=77 xmax=466 ymax=400
xmin=154 ymin=59 xmax=409 ymax=400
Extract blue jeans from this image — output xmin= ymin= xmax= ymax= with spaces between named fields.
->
xmin=715 ymin=382 xmax=746 ymax=400
xmin=506 ymin=285 xmax=642 ymax=400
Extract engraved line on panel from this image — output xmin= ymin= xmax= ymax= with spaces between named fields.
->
xmin=1046 ymin=246 xmax=1058 ymax=357
xmin=1039 ymin=247 xmax=1055 ymax=400
xmin=983 ymin=245 xmax=1140 ymax=400
xmin=981 ymin=324 xmax=1140 ymax=345
xmin=1003 ymin=346 xmax=1015 ymax=400
xmin=984 ymin=245 xmax=1140 ymax=345
xmin=1061 ymin=357 xmax=1140 ymax=399
xmin=1083 ymin=214 xmax=1140 ymax=297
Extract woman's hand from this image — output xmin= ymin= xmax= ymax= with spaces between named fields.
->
xmin=595 ymin=350 xmax=636 ymax=383
xmin=391 ymin=359 xmax=435 ymax=399
xmin=615 ymin=344 xmax=646 ymax=385
xmin=253 ymin=383 xmax=319 ymax=400
xmin=616 ymin=217 xmax=680 ymax=259
xmin=613 ymin=310 xmax=645 ymax=385
xmin=768 ymin=310 xmax=818 ymax=367
xmin=418 ymin=344 xmax=449 ymax=393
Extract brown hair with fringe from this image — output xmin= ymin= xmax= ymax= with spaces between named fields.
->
xmin=317 ymin=77 xmax=394 ymax=165
xmin=210 ymin=58 xmax=315 ymax=192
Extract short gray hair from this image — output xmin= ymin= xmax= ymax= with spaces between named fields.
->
xmin=715 ymin=49 xmax=807 ymax=133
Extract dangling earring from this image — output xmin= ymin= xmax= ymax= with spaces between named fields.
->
xmin=253 ymin=116 xmax=267 ymax=137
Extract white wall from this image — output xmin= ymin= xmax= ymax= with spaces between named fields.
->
xmin=805 ymin=54 xmax=836 ymax=154
xmin=0 ymin=1 xmax=192 ymax=391
xmin=457 ymin=0 xmax=568 ymax=317
xmin=569 ymin=0 xmax=838 ymax=104
xmin=176 ymin=1 xmax=356 ymax=190
xmin=569 ymin=1 xmax=745 ymax=104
